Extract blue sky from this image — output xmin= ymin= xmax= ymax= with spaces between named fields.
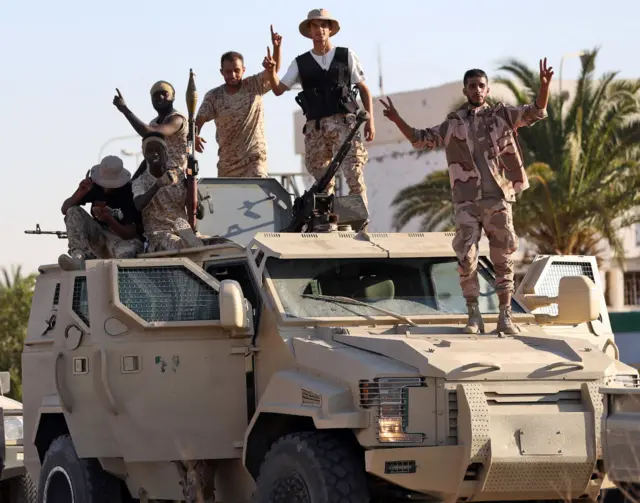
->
xmin=2 ymin=0 xmax=639 ymax=274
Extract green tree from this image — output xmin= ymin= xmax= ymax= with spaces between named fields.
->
xmin=0 ymin=266 xmax=37 ymax=400
xmin=391 ymin=48 xmax=640 ymax=263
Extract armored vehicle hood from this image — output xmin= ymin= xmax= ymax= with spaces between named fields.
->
xmin=332 ymin=327 xmax=616 ymax=381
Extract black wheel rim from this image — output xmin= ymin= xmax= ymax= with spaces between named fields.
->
xmin=270 ymin=471 xmax=311 ymax=503
xmin=43 ymin=466 xmax=74 ymax=503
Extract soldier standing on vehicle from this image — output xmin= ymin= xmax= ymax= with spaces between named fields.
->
xmin=58 ymin=155 xmax=144 ymax=270
xmin=132 ymin=133 xmax=203 ymax=252
xmin=194 ymin=26 xmax=283 ymax=178
xmin=113 ymin=81 xmax=188 ymax=172
xmin=380 ymin=59 xmax=554 ymax=335
xmin=263 ymin=8 xmax=375 ymax=209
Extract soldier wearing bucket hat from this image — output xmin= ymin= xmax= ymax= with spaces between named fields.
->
xmin=58 ymin=155 xmax=144 ymax=270
xmin=113 ymin=80 xmax=189 ymax=172
xmin=264 ymin=8 xmax=375 ymax=211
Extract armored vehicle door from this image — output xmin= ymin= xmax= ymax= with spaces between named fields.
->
xmin=601 ymin=378 xmax=640 ymax=493
xmin=84 ymin=256 xmax=254 ymax=463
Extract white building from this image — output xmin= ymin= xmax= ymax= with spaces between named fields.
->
xmin=287 ymin=80 xmax=640 ymax=315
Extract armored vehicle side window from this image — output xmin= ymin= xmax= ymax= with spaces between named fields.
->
xmin=266 ymin=257 xmax=525 ymax=319
xmin=117 ymin=266 xmax=220 ymax=322
xmin=72 ymin=276 xmax=90 ymax=326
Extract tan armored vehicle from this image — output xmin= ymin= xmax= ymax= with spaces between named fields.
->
xmin=19 ymin=167 xmax=640 ymax=502
xmin=0 ymin=372 xmax=37 ymax=502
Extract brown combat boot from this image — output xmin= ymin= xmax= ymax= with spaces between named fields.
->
xmin=463 ymin=300 xmax=485 ymax=334
xmin=497 ymin=304 xmax=519 ymax=335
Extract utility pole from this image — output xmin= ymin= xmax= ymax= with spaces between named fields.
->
xmin=377 ymin=43 xmax=384 ymax=97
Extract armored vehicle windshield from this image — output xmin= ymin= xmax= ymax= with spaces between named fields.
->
xmin=266 ymin=256 xmax=526 ymax=319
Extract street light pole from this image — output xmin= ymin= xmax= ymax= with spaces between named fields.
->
xmin=98 ymin=135 xmax=139 ymax=162
xmin=121 ymin=148 xmax=142 ymax=166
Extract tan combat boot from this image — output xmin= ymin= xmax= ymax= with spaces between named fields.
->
xmin=463 ymin=301 xmax=485 ymax=334
xmin=497 ymin=304 xmax=519 ymax=335
xmin=58 ymin=250 xmax=86 ymax=271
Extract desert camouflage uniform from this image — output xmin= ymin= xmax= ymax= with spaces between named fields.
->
xmin=65 ymin=206 xmax=143 ymax=259
xmin=132 ymin=168 xmax=203 ymax=252
xmin=411 ymin=101 xmax=547 ymax=298
xmin=304 ymin=112 xmax=369 ymax=208
xmin=150 ymin=111 xmax=188 ymax=172
xmin=196 ymin=73 xmax=271 ymax=178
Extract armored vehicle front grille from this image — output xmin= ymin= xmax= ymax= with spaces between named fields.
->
xmin=484 ymin=390 xmax=582 ymax=406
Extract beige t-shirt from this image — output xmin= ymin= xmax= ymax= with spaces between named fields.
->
xmin=132 ymin=168 xmax=191 ymax=234
xmin=196 ymin=73 xmax=271 ymax=178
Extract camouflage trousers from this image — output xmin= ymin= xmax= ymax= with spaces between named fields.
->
xmin=65 ymin=206 xmax=143 ymax=259
xmin=146 ymin=217 xmax=204 ymax=253
xmin=304 ymin=113 xmax=369 ymax=208
xmin=452 ymin=198 xmax=519 ymax=299
xmin=218 ymin=151 xmax=268 ymax=178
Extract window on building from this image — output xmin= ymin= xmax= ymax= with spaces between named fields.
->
xmin=624 ymin=272 xmax=640 ymax=306
xmin=635 ymin=224 xmax=640 ymax=247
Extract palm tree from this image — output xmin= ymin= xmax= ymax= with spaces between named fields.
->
xmin=391 ymin=48 xmax=640 ymax=263
xmin=0 ymin=266 xmax=37 ymax=400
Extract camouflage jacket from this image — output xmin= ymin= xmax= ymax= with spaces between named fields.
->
xmin=411 ymin=101 xmax=547 ymax=204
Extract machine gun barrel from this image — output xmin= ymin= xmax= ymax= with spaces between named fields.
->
xmin=24 ymin=224 xmax=67 ymax=239
xmin=284 ymin=109 xmax=370 ymax=233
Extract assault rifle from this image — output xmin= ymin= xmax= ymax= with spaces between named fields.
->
xmin=24 ymin=224 xmax=67 ymax=239
xmin=283 ymin=109 xmax=370 ymax=233
xmin=185 ymin=69 xmax=199 ymax=232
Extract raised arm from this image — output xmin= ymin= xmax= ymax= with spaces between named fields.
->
xmin=112 ymin=89 xmax=185 ymax=137
xmin=61 ymin=177 xmax=93 ymax=215
xmin=380 ymin=96 xmax=447 ymax=150
xmin=263 ymin=47 xmax=290 ymax=96
xmin=503 ymin=58 xmax=554 ymax=128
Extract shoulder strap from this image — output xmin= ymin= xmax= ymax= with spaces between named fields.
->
xmin=331 ymin=47 xmax=350 ymax=87
xmin=296 ymin=52 xmax=318 ymax=89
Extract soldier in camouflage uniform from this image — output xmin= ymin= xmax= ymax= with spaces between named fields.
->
xmin=263 ymin=8 xmax=375 ymax=210
xmin=381 ymin=59 xmax=554 ymax=334
xmin=58 ymin=155 xmax=144 ymax=271
xmin=113 ymin=81 xmax=188 ymax=172
xmin=132 ymin=133 xmax=203 ymax=252
xmin=194 ymin=26 xmax=282 ymax=178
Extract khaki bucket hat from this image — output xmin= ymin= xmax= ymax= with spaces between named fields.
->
xmin=299 ymin=8 xmax=340 ymax=38
xmin=90 ymin=155 xmax=131 ymax=189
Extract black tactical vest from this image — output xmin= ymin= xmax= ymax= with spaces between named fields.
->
xmin=294 ymin=47 xmax=359 ymax=123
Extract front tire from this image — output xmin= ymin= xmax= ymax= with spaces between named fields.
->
xmin=254 ymin=431 xmax=370 ymax=503
xmin=37 ymin=434 xmax=122 ymax=503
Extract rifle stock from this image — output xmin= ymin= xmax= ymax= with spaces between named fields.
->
xmin=186 ymin=69 xmax=199 ymax=232
xmin=284 ymin=109 xmax=370 ymax=233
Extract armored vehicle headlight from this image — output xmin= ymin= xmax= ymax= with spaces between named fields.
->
xmin=4 ymin=415 xmax=23 ymax=443
xmin=359 ymin=377 xmax=426 ymax=444
xmin=611 ymin=374 xmax=640 ymax=387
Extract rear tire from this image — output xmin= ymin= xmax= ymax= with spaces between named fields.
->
xmin=8 ymin=473 xmax=37 ymax=503
xmin=254 ymin=431 xmax=370 ymax=503
xmin=37 ymin=434 xmax=122 ymax=503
